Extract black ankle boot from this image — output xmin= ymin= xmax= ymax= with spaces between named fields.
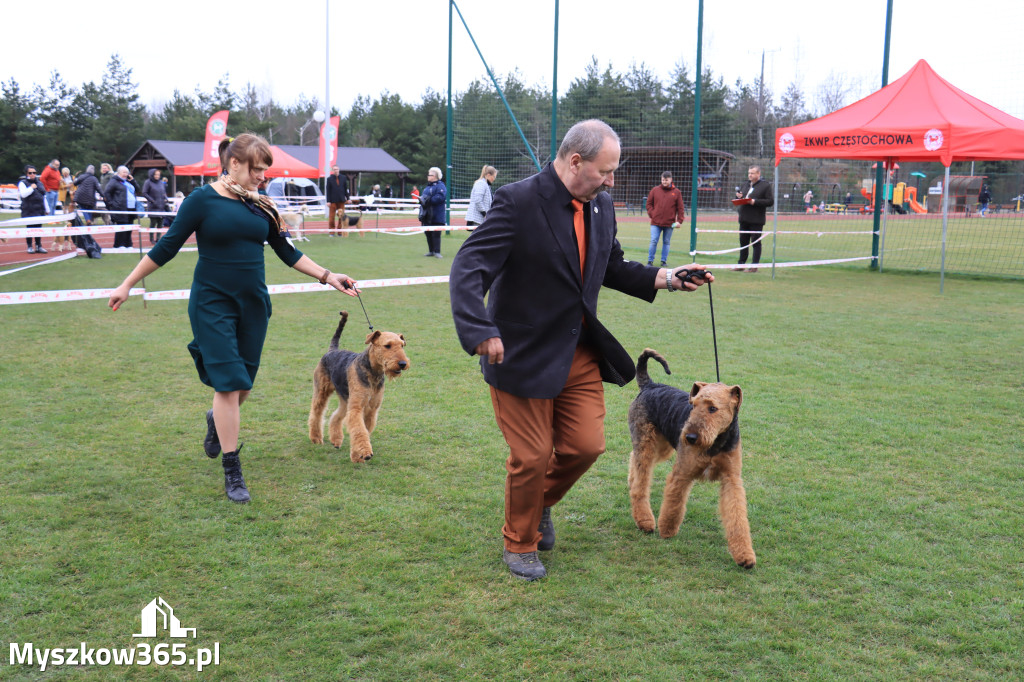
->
xmin=221 ymin=444 xmax=250 ymax=503
xmin=203 ymin=410 xmax=221 ymax=458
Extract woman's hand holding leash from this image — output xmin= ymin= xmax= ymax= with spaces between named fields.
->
xmin=323 ymin=272 xmax=359 ymax=296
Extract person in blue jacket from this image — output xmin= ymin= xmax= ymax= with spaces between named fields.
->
xmin=419 ymin=166 xmax=447 ymax=257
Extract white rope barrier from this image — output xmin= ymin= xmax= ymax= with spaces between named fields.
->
xmin=0 ymin=276 xmax=449 ymax=306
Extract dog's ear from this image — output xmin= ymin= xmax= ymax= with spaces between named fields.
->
xmin=730 ymin=385 xmax=743 ymax=409
xmin=690 ymin=382 xmax=708 ymax=400
xmin=365 ymin=330 xmax=381 ymax=345
xmin=399 ymin=334 xmax=406 ymax=344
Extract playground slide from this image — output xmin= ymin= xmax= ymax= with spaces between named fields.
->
xmin=860 ymin=187 xmax=874 ymax=209
xmin=904 ymin=186 xmax=927 ymax=213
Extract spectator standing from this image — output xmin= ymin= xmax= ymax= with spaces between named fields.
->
xmin=325 ymin=166 xmax=350 ymax=236
xmin=107 ymin=133 xmax=359 ymax=503
xmin=449 ymin=119 xmax=713 ymax=581
xmin=104 ymin=166 xmax=138 ymax=249
xmin=99 ymin=163 xmax=115 ymax=224
xmin=410 ymin=186 xmax=420 ymax=202
xmin=18 ymin=164 xmax=48 ymax=254
xmin=803 ymin=189 xmax=813 ymax=212
xmin=735 ymin=165 xmax=774 ymax=272
xmin=53 ymin=167 xmax=76 ymax=251
xmin=419 ymin=167 xmax=447 ymax=257
xmin=74 ymin=165 xmax=102 ymax=225
xmin=142 ymin=169 xmax=169 ymax=244
xmin=465 ymin=165 xmax=497 ymax=228
xmin=645 ymin=170 xmax=686 ymax=266
xmin=978 ymin=184 xmax=992 ymax=217
xmin=40 ymin=159 xmax=61 ymax=215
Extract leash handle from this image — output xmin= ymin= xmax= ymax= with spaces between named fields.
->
xmin=707 ymin=282 xmax=720 ymax=383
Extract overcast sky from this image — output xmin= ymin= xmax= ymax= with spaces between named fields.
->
xmin=4 ymin=0 xmax=1023 ymax=120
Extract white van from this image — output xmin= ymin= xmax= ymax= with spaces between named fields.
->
xmin=265 ymin=178 xmax=324 ymax=215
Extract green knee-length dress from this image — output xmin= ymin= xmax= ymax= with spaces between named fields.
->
xmin=147 ymin=184 xmax=303 ymax=392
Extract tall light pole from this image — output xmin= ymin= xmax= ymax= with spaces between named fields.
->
xmin=324 ymin=0 xmax=331 ymax=191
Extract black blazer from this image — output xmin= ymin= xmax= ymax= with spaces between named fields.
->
xmin=737 ymin=178 xmax=774 ymax=225
xmin=450 ymin=163 xmax=658 ymax=399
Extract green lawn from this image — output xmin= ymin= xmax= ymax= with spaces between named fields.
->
xmin=1 ymin=231 xmax=1022 ymax=680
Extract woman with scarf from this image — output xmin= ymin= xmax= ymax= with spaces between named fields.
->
xmin=108 ymin=134 xmax=359 ymax=503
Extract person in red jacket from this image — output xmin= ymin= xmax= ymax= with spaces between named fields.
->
xmin=646 ymin=171 xmax=686 ymax=266
xmin=40 ymin=159 xmax=62 ymax=215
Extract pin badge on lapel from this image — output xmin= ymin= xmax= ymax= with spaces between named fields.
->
xmin=594 ymin=206 xmax=599 ymax=214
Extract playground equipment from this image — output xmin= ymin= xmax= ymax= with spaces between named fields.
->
xmin=859 ymin=180 xmax=926 ymax=213
xmin=903 ymin=185 xmax=927 ymax=213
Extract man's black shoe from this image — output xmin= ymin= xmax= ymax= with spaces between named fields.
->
xmin=538 ymin=506 xmax=555 ymax=551
xmin=502 ymin=550 xmax=546 ymax=581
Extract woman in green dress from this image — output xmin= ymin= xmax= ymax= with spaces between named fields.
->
xmin=108 ymin=134 xmax=358 ymax=503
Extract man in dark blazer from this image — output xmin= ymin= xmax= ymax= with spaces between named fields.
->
xmin=450 ymin=119 xmax=713 ymax=581
xmin=734 ymin=165 xmax=774 ymax=272
xmin=325 ymin=166 xmax=349 ymax=236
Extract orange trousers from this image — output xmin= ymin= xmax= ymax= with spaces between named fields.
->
xmin=489 ymin=344 xmax=606 ymax=552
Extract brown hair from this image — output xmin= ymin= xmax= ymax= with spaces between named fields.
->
xmin=218 ymin=133 xmax=274 ymax=173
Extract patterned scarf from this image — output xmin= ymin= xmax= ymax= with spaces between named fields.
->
xmin=218 ymin=174 xmax=284 ymax=234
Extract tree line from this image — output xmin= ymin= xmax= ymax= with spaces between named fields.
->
xmin=3 ymin=54 xmax=1016 ymax=194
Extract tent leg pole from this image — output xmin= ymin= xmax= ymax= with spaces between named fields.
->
xmin=771 ymin=168 xmax=779 ymax=280
xmin=940 ymin=165 xmax=950 ymax=294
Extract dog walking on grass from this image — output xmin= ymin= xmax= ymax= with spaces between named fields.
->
xmin=626 ymin=348 xmax=755 ymax=568
xmin=308 ymin=311 xmax=409 ymax=462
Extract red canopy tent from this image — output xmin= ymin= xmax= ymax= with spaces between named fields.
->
xmin=773 ymin=59 xmax=1024 ymax=289
xmin=173 ymin=146 xmax=318 ymax=178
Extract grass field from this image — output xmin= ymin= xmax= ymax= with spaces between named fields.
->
xmin=1 ymin=229 xmax=1022 ymax=680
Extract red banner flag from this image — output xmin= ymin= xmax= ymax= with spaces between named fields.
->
xmin=202 ymin=110 xmax=230 ymax=174
xmin=318 ymin=116 xmax=340 ymax=178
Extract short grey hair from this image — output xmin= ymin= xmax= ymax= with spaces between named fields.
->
xmin=557 ymin=119 xmax=620 ymax=161
xmin=429 ymin=166 xmax=443 ymax=180
xmin=117 ymin=165 xmax=130 ymax=174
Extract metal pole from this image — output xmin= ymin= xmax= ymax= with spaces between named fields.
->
xmin=940 ymin=165 xmax=950 ymax=293
xmin=323 ymin=0 xmax=330 ymax=194
xmin=688 ymin=0 xmax=704 ymax=261
xmin=870 ymin=0 xmax=894 ymax=269
xmin=551 ymin=0 xmax=559 ymax=163
xmin=771 ymin=171 xmax=779 ymax=279
xmin=446 ymin=0 xmax=453 ymax=225
xmin=879 ymin=158 xmax=891 ymax=272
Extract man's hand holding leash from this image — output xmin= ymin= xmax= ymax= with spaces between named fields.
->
xmin=663 ymin=264 xmax=714 ymax=292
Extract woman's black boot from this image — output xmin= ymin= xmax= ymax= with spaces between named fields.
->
xmin=221 ymin=444 xmax=250 ymax=503
xmin=203 ymin=410 xmax=221 ymax=458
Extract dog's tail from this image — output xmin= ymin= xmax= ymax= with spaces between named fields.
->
xmin=636 ymin=348 xmax=671 ymax=390
xmin=329 ymin=311 xmax=349 ymax=350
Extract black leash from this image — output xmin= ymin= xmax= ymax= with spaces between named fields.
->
xmin=707 ymin=282 xmax=721 ymax=382
xmin=355 ymin=289 xmax=374 ymax=331
xmin=676 ymin=269 xmax=721 ymax=382
xmin=341 ymin=281 xmax=374 ymax=331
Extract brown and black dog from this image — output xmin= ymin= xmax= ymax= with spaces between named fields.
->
xmin=308 ymin=311 xmax=409 ymax=462
xmin=626 ymin=348 xmax=755 ymax=568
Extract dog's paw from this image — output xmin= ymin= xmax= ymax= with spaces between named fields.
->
xmin=734 ymin=551 xmax=756 ymax=569
xmin=309 ymin=433 xmax=324 ymax=445
xmin=634 ymin=514 xmax=656 ymax=533
xmin=350 ymin=450 xmax=373 ymax=463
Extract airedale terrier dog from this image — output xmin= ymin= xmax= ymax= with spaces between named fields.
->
xmin=626 ymin=349 xmax=755 ymax=569
xmin=334 ymin=204 xmax=364 ymax=236
xmin=308 ymin=311 xmax=409 ymax=462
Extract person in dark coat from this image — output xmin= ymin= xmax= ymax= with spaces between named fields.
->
xmin=449 ymin=119 xmax=713 ymax=581
xmin=734 ymin=165 xmax=774 ymax=272
xmin=74 ymin=165 xmax=102 ymax=224
xmin=419 ymin=167 xmax=446 ymax=257
xmin=142 ymin=169 xmax=169 ymax=244
xmin=18 ymin=165 xmax=48 ymax=253
xmin=325 ymin=166 xmax=350 ymax=236
xmin=104 ymin=166 xmax=138 ymax=248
